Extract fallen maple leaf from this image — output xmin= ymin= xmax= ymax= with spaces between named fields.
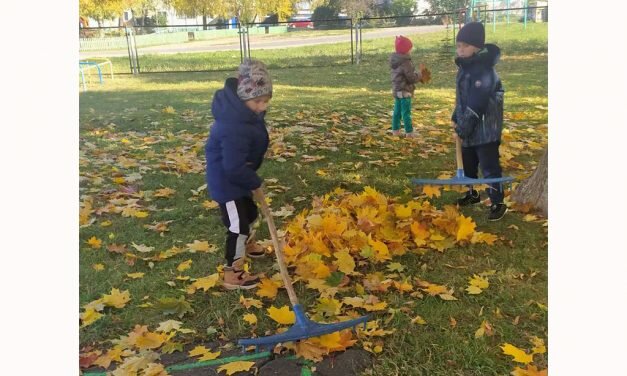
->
xmin=256 ymin=277 xmax=280 ymax=299
xmin=267 ymin=305 xmax=296 ymax=325
xmin=501 ymin=343 xmax=534 ymax=364
xmin=216 ymin=361 xmax=255 ymax=375
xmin=156 ymin=320 xmax=182 ymax=333
xmin=243 ymin=313 xmax=257 ymax=325
xmin=422 ymin=185 xmax=441 ymax=198
xmin=127 ymin=272 xmax=145 ymax=279
xmin=510 ymin=365 xmax=548 ymax=376
xmin=186 ymin=240 xmax=216 ymax=253
xmin=102 ymin=288 xmax=131 ymax=309
xmin=132 ymin=243 xmax=154 ymax=253
xmin=87 ymin=236 xmax=102 ymax=249
xmin=176 ymin=259 xmax=192 ymax=272
xmin=80 ymin=308 xmax=103 ymax=328
xmin=239 ymin=295 xmax=263 ymax=309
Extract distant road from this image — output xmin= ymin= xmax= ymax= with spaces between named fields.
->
xmin=80 ymin=25 xmax=446 ymax=59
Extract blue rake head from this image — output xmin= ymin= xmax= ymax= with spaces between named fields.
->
xmin=412 ymin=169 xmax=515 ymax=186
xmin=238 ymin=304 xmax=371 ymax=351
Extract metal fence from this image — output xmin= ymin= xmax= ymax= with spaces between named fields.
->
xmin=78 ymin=6 xmax=547 ymax=75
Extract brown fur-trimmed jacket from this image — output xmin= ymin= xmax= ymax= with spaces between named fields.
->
xmin=389 ymin=53 xmax=422 ymax=97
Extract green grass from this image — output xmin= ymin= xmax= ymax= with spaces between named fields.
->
xmin=80 ymin=24 xmax=547 ymax=375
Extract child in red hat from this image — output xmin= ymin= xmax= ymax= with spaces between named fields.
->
xmin=389 ymin=35 xmax=423 ymax=138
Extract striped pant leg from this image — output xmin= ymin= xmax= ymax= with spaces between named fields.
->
xmin=219 ymin=197 xmax=258 ymax=266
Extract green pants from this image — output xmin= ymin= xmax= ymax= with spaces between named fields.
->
xmin=392 ymin=97 xmax=413 ymax=133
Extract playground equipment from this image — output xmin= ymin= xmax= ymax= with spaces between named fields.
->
xmin=79 ymin=59 xmax=114 ymax=92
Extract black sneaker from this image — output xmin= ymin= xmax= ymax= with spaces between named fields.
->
xmin=488 ymin=203 xmax=507 ymax=221
xmin=456 ymin=190 xmax=480 ymax=206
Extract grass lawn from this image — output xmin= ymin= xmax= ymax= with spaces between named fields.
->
xmin=79 ymin=23 xmax=547 ymax=375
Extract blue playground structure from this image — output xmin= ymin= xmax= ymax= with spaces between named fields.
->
xmin=79 ymin=59 xmax=113 ymax=92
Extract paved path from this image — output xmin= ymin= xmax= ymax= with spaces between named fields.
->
xmin=80 ymin=25 xmax=446 ymax=59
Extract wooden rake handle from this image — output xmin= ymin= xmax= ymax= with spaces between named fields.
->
xmin=254 ymin=188 xmax=300 ymax=306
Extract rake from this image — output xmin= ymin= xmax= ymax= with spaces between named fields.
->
xmin=237 ymin=189 xmax=371 ymax=351
xmin=412 ymin=132 xmax=514 ymax=188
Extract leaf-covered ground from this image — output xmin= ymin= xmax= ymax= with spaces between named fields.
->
xmin=80 ymin=24 xmax=548 ymax=376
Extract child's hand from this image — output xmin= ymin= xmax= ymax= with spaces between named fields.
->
xmin=252 ymin=187 xmax=265 ymax=205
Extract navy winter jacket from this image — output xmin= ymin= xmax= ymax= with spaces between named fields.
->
xmin=452 ymin=44 xmax=504 ymax=147
xmin=205 ymin=78 xmax=269 ymax=204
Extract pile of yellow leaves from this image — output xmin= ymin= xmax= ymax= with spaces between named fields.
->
xmin=242 ymin=186 xmax=499 ymax=360
xmin=283 ymin=186 xmax=496 ymax=273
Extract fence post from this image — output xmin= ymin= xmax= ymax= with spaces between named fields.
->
xmin=125 ymin=27 xmax=140 ymax=74
xmin=524 ymin=0 xmax=528 ymax=29
xmin=350 ymin=18 xmax=354 ymax=64
xmin=493 ymin=0 xmax=496 ymax=33
xmin=355 ymin=19 xmax=361 ymax=65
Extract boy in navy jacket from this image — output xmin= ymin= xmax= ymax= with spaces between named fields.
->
xmin=205 ymin=59 xmax=272 ymax=289
xmin=451 ymin=22 xmax=507 ymax=221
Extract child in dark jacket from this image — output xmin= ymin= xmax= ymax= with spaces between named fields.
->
xmin=205 ymin=59 xmax=272 ymax=289
xmin=389 ymin=35 xmax=423 ymax=138
xmin=451 ymin=22 xmax=507 ymax=221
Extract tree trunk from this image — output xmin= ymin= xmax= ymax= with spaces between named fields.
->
xmin=512 ymin=147 xmax=548 ymax=217
xmin=203 ymin=13 xmax=207 ymax=30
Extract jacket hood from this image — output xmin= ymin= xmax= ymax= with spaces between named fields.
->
xmin=455 ymin=43 xmax=500 ymax=68
xmin=390 ymin=53 xmax=412 ymax=69
xmin=211 ymin=77 xmax=265 ymax=124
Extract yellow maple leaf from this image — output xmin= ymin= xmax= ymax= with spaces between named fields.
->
xmin=411 ymin=315 xmax=427 ymax=325
xmin=316 ymin=331 xmax=342 ymax=349
xmin=92 ymin=263 xmax=105 ymax=271
xmin=102 ymin=288 xmax=131 ymax=309
xmin=93 ymin=346 xmax=124 ymax=369
xmin=243 ymin=313 xmax=257 ymax=325
xmin=293 ymin=340 xmax=328 ymax=362
xmin=189 ymin=345 xmax=210 ymax=357
xmin=202 ymin=200 xmax=219 ymax=209
xmin=142 ymin=363 xmax=169 ymax=376
xmin=127 ymin=272 xmax=145 ymax=279
xmin=500 ymin=343 xmax=534 ymax=364
xmin=368 ymin=236 xmax=391 ymax=262
xmin=162 ymin=106 xmax=176 ymax=114
xmin=80 ymin=308 xmax=103 ymax=327
xmin=216 ymin=361 xmax=255 ymax=375
xmin=176 ymin=259 xmax=193 ymax=272
xmin=456 ymin=215 xmax=476 ymax=241
xmin=156 ymin=320 xmax=182 ymax=333
xmin=471 ymin=231 xmax=498 ymax=245
xmin=186 ymin=240 xmax=216 ymax=253
xmin=87 ymin=236 xmax=102 ymax=249
xmin=394 ymin=204 xmax=412 ymax=219
xmin=343 ymin=296 xmax=365 ymax=308
xmin=256 ymin=277 xmax=280 ymax=299
xmin=198 ymin=350 xmax=221 ymax=361
xmin=239 ymin=295 xmax=263 ymax=309
xmin=267 ymin=305 xmax=296 ymax=325
xmin=333 ymin=250 xmax=356 ymax=275
xmin=466 ymin=285 xmax=483 ymax=295
xmin=466 ymin=274 xmax=490 ymax=294
xmin=530 ymin=336 xmax=546 ymax=354
xmin=188 ymin=274 xmax=220 ymax=293
xmin=315 ymin=297 xmax=342 ymax=317
xmin=423 ymin=185 xmax=442 ymax=198
xmin=135 ymin=335 xmax=166 ymax=352
xmin=154 ymin=187 xmax=176 ymax=198
xmin=510 ymin=365 xmax=548 ymax=376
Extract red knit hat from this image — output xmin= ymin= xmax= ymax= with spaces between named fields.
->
xmin=395 ymin=36 xmax=413 ymax=54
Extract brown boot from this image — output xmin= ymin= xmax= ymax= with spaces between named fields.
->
xmin=223 ymin=258 xmax=260 ymax=290
xmin=245 ymin=229 xmax=265 ymax=258
xmin=245 ymin=242 xmax=266 ymax=258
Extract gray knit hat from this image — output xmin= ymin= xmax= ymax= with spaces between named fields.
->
xmin=236 ymin=59 xmax=273 ymax=101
